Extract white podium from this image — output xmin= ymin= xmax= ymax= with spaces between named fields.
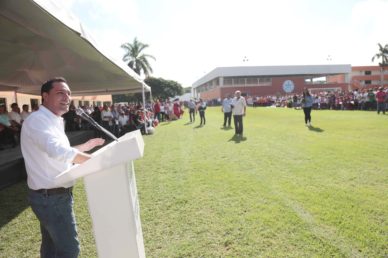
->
xmin=55 ymin=130 xmax=146 ymax=258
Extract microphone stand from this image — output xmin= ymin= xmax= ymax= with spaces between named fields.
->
xmin=76 ymin=108 xmax=118 ymax=141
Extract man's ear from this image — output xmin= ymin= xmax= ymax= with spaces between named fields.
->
xmin=42 ymin=92 xmax=48 ymax=103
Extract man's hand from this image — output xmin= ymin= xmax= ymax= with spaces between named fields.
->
xmin=75 ymin=138 xmax=105 ymax=152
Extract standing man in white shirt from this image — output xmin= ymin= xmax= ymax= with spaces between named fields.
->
xmin=20 ymin=104 xmax=31 ymax=122
xmin=231 ymin=90 xmax=247 ymax=136
xmin=8 ymin=102 xmax=22 ymax=128
xmin=21 ymin=77 xmax=105 ymax=258
xmin=187 ymin=98 xmax=197 ymax=123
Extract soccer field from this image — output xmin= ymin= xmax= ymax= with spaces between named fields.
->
xmin=136 ymin=107 xmax=388 ymax=257
xmin=0 ymin=107 xmax=387 ymax=257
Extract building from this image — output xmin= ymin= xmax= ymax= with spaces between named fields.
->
xmin=349 ymin=66 xmax=388 ymax=89
xmin=192 ymin=64 xmax=388 ymax=100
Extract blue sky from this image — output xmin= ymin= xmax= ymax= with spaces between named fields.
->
xmin=66 ymin=0 xmax=388 ymax=86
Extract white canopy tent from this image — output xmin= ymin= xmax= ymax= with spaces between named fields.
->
xmin=0 ymin=0 xmax=151 ymax=97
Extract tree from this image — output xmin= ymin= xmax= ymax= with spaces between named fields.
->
xmin=372 ymin=43 xmax=388 ymax=87
xmin=372 ymin=43 xmax=388 ymax=66
xmin=121 ymin=38 xmax=155 ymax=77
xmin=144 ymin=77 xmax=183 ymax=100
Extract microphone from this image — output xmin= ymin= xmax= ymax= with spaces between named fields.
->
xmin=75 ymin=108 xmax=118 ymax=141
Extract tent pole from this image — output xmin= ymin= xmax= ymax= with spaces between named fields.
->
xmin=142 ymin=84 xmax=147 ymax=134
xmin=14 ymin=90 xmax=18 ymax=104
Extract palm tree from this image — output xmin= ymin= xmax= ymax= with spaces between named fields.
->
xmin=121 ymin=38 xmax=155 ymax=77
xmin=372 ymin=43 xmax=388 ymax=87
xmin=372 ymin=43 xmax=388 ymax=65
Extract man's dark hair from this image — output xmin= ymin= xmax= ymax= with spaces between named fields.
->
xmin=11 ymin=102 xmax=18 ymax=108
xmin=41 ymin=77 xmax=67 ymax=103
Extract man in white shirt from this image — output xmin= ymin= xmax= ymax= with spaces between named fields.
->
xmin=231 ymin=90 xmax=247 ymax=136
xmin=21 ymin=77 xmax=104 ymax=258
xmin=8 ymin=102 xmax=22 ymax=128
xmin=100 ymin=104 xmax=114 ymax=136
xmin=187 ymin=99 xmax=196 ymax=123
xmin=222 ymin=95 xmax=232 ymax=127
xmin=20 ymin=104 xmax=30 ymax=122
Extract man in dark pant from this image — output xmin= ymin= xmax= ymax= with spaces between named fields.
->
xmin=233 ymin=115 xmax=243 ymax=135
xmin=231 ymin=90 xmax=246 ymax=136
xmin=222 ymin=95 xmax=232 ymax=127
xmin=224 ymin=111 xmax=232 ymax=127
xmin=189 ymin=108 xmax=195 ymax=122
xmin=187 ymin=99 xmax=196 ymax=123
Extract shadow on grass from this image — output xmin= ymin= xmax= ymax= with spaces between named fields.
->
xmin=0 ymin=180 xmax=29 ymax=228
xmin=184 ymin=122 xmax=193 ymax=126
xmin=228 ymin=134 xmax=247 ymax=143
xmin=194 ymin=124 xmax=204 ymax=129
xmin=308 ymin=126 xmax=324 ymax=133
xmin=160 ymin=121 xmax=172 ymax=126
xmin=220 ymin=126 xmax=233 ymax=131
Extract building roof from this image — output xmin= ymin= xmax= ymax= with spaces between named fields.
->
xmin=0 ymin=0 xmax=150 ymax=95
xmin=192 ymin=64 xmax=351 ymax=88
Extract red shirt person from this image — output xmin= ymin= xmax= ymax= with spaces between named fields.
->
xmin=375 ymin=87 xmax=387 ymax=114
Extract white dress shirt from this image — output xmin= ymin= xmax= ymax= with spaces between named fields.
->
xmin=232 ymin=97 xmax=247 ymax=115
xmin=118 ymin=114 xmax=129 ymax=126
xmin=8 ymin=111 xmax=22 ymax=124
xmin=21 ymin=105 xmax=80 ymax=189
xmin=21 ymin=110 xmax=30 ymax=121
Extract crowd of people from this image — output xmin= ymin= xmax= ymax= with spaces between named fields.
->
xmin=204 ymin=87 xmax=388 ymax=113
xmin=249 ymin=87 xmax=388 ymax=112
xmin=63 ymin=103 xmax=157 ymax=137
xmin=0 ymin=102 xmax=31 ymax=149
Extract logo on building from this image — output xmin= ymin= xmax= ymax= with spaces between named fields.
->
xmin=282 ymin=80 xmax=295 ymax=93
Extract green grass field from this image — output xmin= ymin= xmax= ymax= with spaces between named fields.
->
xmin=1 ymin=107 xmax=387 ymax=257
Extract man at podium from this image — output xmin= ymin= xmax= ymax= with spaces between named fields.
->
xmin=21 ymin=77 xmax=105 ymax=258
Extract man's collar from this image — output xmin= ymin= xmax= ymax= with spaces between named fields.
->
xmin=40 ymin=105 xmax=63 ymax=120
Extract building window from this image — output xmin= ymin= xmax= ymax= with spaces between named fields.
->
xmin=364 ymin=71 xmax=371 ymax=75
xmin=30 ymin=99 xmax=39 ymax=110
xmin=103 ymin=101 xmax=111 ymax=107
xmin=259 ymin=77 xmax=271 ymax=84
xmin=0 ymin=98 xmax=6 ymax=107
xmin=84 ymin=101 xmax=90 ymax=107
xmin=233 ymin=77 xmax=245 ymax=85
xmin=246 ymin=77 xmax=258 ymax=84
xmin=365 ymin=80 xmax=371 ymax=84
xmin=224 ymin=78 xmax=233 ymax=85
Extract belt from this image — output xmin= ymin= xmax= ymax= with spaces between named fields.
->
xmin=31 ymin=187 xmax=73 ymax=195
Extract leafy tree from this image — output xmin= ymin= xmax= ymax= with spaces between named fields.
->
xmin=372 ymin=43 xmax=388 ymax=66
xmin=121 ymin=38 xmax=155 ymax=77
xmin=145 ymin=77 xmax=183 ymax=100
xmin=372 ymin=43 xmax=388 ymax=87
xmin=114 ymin=38 xmax=155 ymax=104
